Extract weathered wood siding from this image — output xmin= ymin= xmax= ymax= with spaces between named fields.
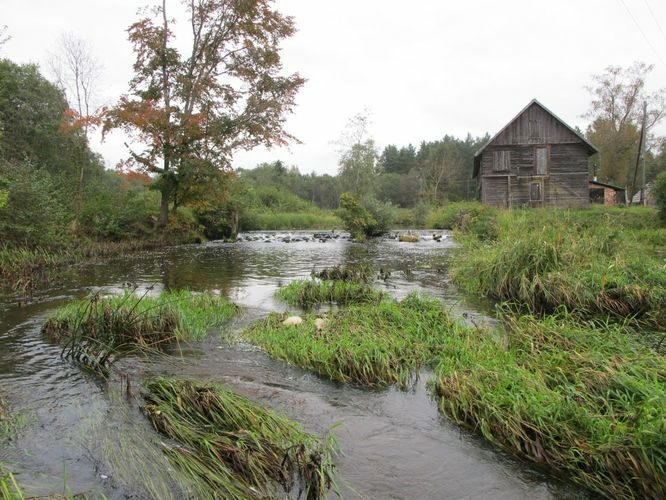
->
xmin=492 ymin=103 xmax=581 ymax=146
xmin=479 ymin=143 xmax=589 ymax=208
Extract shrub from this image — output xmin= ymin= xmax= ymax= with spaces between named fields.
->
xmin=337 ymin=193 xmax=394 ymax=238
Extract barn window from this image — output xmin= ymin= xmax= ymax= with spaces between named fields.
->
xmin=535 ymin=147 xmax=548 ymax=175
xmin=530 ymin=182 xmax=541 ymax=201
xmin=493 ymin=150 xmax=511 ymax=171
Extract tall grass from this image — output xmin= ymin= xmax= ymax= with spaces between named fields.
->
xmin=0 ymin=239 xmax=177 ymax=295
xmin=42 ymin=290 xmax=238 ymax=373
xmin=143 ymin=378 xmax=338 ymax=499
xmin=276 ymin=279 xmax=384 ymax=307
xmin=311 ymin=263 xmax=374 ymax=283
xmin=451 ymin=207 xmax=666 ymax=331
xmin=245 ymin=294 xmax=464 ymax=388
xmin=0 ymin=467 xmax=23 ymax=500
xmin=431 ymin=310 xmax=666 ymax=499
xmin=243 ymin=211 xmax=341 ymax=231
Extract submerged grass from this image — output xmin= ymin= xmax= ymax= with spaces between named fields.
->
xmin=311 ymin=263 xmax=374 ymax=283
xmin=42 ymin=290 xmax=238 ymax=373
xmin=276 ymin=278 xmax=384 ymax=307
xmin=431 ymin=310 xmax=666 ymax=499
xmin=451 ymin=206 xmax=666 ymax=331
xmin=143 ymin=378 xmax=338 ymax=499
xmin=245 ymin=294 xmax=464 ymax=388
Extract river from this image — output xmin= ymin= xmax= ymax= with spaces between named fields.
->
xmin=0 ymin=231 xmax=582 ymax=499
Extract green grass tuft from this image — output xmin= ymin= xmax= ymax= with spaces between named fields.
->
xmin=245 ymin=294 xmax=463 ymax=388
xmin=143 ymin=378 xmax=338 ymax=499
xmin=42 ymin=290 xmax=238 ymax=373
xmin=275 ymin=279 xmax=384 ymax=307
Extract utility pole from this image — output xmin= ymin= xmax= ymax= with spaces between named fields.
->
xmin=631 ymin=101 xmax=647 ymax=205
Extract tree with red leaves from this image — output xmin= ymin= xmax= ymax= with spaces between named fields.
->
xmin=104 ymin=0 xmax=304 ymax=226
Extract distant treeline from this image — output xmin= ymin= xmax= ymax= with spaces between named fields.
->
xmin=237 ymin=134 xmax=489 ymax=211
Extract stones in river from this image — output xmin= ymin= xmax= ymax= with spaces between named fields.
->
xmin=282 ymin=316 xmax=303 ymax=326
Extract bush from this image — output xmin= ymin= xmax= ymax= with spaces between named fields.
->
xmin=337 ymin=193 xmax=394 ymax=238
xmin=427 ymin=202 xmax=497 ymax=240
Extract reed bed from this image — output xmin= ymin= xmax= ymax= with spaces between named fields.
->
xmin=42 ymin=290 xmax=238 ymax=373
xmin=276 ymin=278 xmax=384 ymax=307
xmin=0 ymin=239 xmax=171 ymax=295
xmin=245 ymin=294 xmax=463 ymax=388
xmin=452 ymin=207 xmax=666 ymax=330
xmin=432 ymin=311 xmax=666 ymax=499
xmin=143 ymin=378 xmax=338 ymax=499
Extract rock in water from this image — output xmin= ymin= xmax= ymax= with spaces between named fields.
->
xmin=282 ymin=316 xmax=303 ymax=326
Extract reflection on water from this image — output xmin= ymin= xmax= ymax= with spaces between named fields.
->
xmin=0 ymin=232 xmax=579 ymax=499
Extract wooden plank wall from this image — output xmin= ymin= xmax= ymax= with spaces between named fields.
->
xmin=492 ymin=103 xmax=581 ymax=146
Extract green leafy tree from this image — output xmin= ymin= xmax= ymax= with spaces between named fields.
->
xmin=585 ymin=62 xmax=666 ymax=190
xmin=104 ymin=0 xmax=305 ymax=227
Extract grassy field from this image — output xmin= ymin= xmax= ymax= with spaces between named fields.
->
xmin=143 ymin=378 xmax=338 ymax=499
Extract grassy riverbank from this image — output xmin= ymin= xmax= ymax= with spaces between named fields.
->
xmin=432 ymin=310 xmax=666 ymax=499
xmin=243 ymin=210 xmax=342 ymax=231
xmin=446 ymin=204 xmax=666 ymax=331
xmin=42 ymin=290 xmax=238 ymax=373
xmin=143 ymin=378 xmax=338 ymax=499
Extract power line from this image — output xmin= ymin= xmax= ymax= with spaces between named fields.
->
xmin=618 ymin=0 xmax=666 ymax=67
xmin=643 ymin=0 xmax=666 ymax=43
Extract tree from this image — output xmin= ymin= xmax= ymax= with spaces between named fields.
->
xmin=104 ymin=0 xmax=305 ymax=227
xmin=337 ymin=111 xmax=377 ymax=198
xmin=49 ymin=34 xmax=103 ymax=212
xmin=585 ymin=62 xmax=666 ymax=189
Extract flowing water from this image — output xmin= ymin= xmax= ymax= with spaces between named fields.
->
xmin=0 ymin=232 xmax=582 ymax=499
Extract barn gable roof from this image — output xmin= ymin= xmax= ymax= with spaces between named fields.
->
xmin=473 ymin=99 xmax=598 ymax=178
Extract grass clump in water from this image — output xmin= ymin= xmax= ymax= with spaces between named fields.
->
xmin=276 ymin=278 xmax=384 ymax=307
xmin=143 ymin=378 xmax=338 ymax=500
xmin=398 ymin=234 xmax=419 ymax=243
xmin=311 ymin=263 xmax=374 ymax=283
xmin=246 ymin=294 xmax=463 ymax=388
xmin=432 ymin=310 xmax=666 ymax=499
xmin=42 ymin=290 xmax=238 ymax=373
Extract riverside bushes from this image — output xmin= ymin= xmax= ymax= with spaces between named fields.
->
xmin=143 ymin=378 xmax=338 ymax=499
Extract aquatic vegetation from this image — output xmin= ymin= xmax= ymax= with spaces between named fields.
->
xmin=311 ymin=263 xmax=374 ymax=283
xmin=0 ymin=466 xmax=23 ymax=500
xmin=398 ymin=234 xmax=419 ymax=242
xmin=42 ymin=290 xmax=238 ymax=373
xmin=246 ymin=294 xmax=464 ymax=387
xmin=432 ymin=311 xmax=666 ymax=499
xmin=143 ymin=378 xmax=338 ymax=500
xmin=276 ymin=278 xmax=384 ymax=307
xmin=452 ymin=207 xmax=666 ymax=331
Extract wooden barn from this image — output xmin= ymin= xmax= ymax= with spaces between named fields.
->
xmin=473 ymin=99 xmax=598 ymax=208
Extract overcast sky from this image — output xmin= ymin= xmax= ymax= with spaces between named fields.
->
xmin=3 ymin=0 xmax=666 ymax=175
